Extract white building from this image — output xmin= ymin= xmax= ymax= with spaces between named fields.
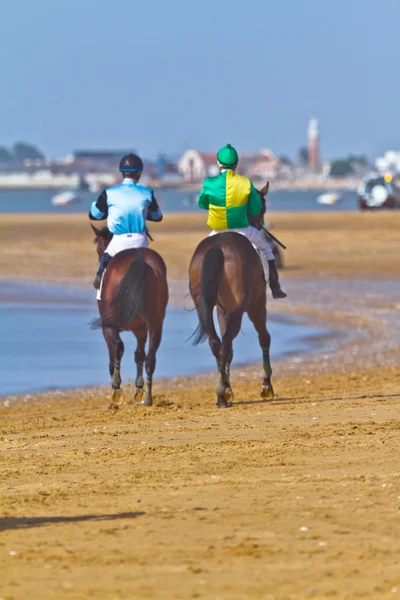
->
xmin=244 ymin=148 xmax=280 ymax=180
xmin=0 ymin=170 xmax=80 ymax=189
xmin=178 ymin=150 xmax=219 ymax=182
xmin=178 ymin=148 xmax=282 ymax=182
xmin=0 ymin=169 xmax=115 ymax=189
xmin=375 ymin=151 xmax=400 ymax=174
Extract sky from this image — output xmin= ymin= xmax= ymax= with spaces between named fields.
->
xmin=1 ymin=0 xmax=399 ymax=160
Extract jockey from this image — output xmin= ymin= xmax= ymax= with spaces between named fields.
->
xmin=89 ymin=153 xmax=163 ymax=289
xmin=198 ymin=144 xmax=286 ymax=299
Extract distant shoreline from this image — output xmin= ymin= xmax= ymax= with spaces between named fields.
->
xmin=130 ymin=177 xmax=361 ymax=192
xmin=0 ymin=177 xmax=360 ymax=193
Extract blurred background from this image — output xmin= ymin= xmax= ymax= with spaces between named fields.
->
xmin=2 ymin=0 xmax=400 ymax=210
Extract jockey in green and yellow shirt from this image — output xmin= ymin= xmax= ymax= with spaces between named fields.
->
xmin=198 ymin=144 xmax=286 ymax=299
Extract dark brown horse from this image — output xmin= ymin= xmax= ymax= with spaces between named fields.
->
xmin=91 ymin=225 xmax=168 ymax=409
xmin=189 ymin=184 xmax=273 ymax=408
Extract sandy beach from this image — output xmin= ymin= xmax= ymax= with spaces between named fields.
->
xmin=1 ymin=211 xmax=400 ymax=599
xmin=0 ymin=211 xmax=399 ymax=283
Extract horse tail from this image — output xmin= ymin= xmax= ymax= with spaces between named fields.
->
xmin=192 ymin=244 xmax=224 ymax=345
xmin=93 ymin=249 xmax=150 ymax=329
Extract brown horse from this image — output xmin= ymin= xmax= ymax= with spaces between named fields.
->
xmin=188 ymin=184 xmax=274 ymax=408
xmin=91 ymin=225 xmax=168 ymax=409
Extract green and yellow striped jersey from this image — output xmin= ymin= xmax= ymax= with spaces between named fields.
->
xmin=198 ymin=170 xmax=262 ymax=230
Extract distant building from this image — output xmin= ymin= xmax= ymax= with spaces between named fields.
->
xmin=240 ymin=149 xmax=280 ymax=180
xmin=178 ymin=148 xmax=282 ymax=182
xmin=67 ymin=150 xmax=135 ymax=172
xmin=308 ymin=118 xmax=320 ymax=168
xmin=375 ymin=151 xmax=400 ymax=174
xmin=178 ymin=150 xmax=219 ymax=181
xmin=0 ymin=169 xmax=80 ymax=189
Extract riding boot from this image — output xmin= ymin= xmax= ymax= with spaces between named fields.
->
xmin=267 ymin=260 xmax=287 ymax=299
xmin=93 ymin=253 xmax=111 ymax=290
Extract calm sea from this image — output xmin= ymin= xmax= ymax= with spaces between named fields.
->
xmin=0 ymin=188 xmax=359 ymax=214
xmin=0 ymin=282 xmax=330 ymax=396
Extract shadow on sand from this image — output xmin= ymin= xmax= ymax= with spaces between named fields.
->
xmin=234 ymin=392 xmax=400 ymax=407
xmin=0 ymin=511 xmax=145 ymax=533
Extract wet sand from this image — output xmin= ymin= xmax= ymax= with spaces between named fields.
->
xmin=1 ymin=211 xmax=400 ymax=599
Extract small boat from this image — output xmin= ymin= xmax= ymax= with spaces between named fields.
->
xmin=317 ymin=191 xmax=341 ymax=205
xmin=51 ymin=190 xmax=81 ymax=206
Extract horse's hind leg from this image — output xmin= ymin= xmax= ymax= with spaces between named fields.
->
xmin=102 ymin=326 xmax=125 ymax=409
xmin=216 ymin=310 xmax=243 ymax=408
xmin=247 ymin=300 xmax=274 ymax=400
xmin=216 ymin=307 xmax=231 ymax=406
xmin=217 ymin=307 xmax=233 ymax=366
xmin=143 ymin=326 xmax=162 ymax=407
xmin=132 ymin=323 xmax=147 ymax=404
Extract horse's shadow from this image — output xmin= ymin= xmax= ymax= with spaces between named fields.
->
xmin=234 ymin=398 xmax=293 ymax=406
xmin=0 ymin=511 xmax=145 ymax=533
xmin=235 ymin=391 xmax=400 ymax=407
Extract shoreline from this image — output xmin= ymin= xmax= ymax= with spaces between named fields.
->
xmin=0 ymin=278 xmax=341 ymax=400
xmin=0 ymin=176 xmax=361 ymax=193
xmin=2 ymin=274 xmax=397 ymax=403
xmin=1 ymin=210 xmax=400 ymax=599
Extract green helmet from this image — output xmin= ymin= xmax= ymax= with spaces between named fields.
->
xmin=217 ymin=143 xmax=239 ymax=168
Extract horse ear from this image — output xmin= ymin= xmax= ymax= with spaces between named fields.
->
xmin=260 ymin=181 xmax=270 ymax=197
xmin=90 ymin=223 xmax=100 ymax=237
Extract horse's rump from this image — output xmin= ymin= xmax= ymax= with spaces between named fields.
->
xmin=94 ymin=248 xmax=168 ymax=330
xmin=190 ymin=233 xmax=262 ymax=304
xmin=189 ymin=232 xmax=263 ymax=344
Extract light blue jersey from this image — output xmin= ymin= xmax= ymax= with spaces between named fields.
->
xmin=89 ymin=178 xmax=162 ymax=234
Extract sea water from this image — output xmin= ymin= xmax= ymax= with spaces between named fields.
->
xmin=0 ymin=298 xmax=330 ymax=396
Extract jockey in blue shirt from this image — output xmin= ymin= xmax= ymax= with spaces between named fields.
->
xmin=89 ymin=153 xmax=163 ymax=289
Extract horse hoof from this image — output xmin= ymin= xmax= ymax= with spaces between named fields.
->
xmin=224 ymin=388 xmax=234 ymax=403
xmin=133 ymin=388 xmax=145 ymax=404
xmin=111 ymin=388 xmax=125 ymax=407
xmin=260 ymin=385 xmax=274 ymax=400
xmin=143 ymin=396 xmax=153 ymax=407
xmin=217 ymin=399 xmax=230 ymax=408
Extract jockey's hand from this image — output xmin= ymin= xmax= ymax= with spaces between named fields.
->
xmin=147 ymin=193 xmax=163 ymax=222
xmin=248 ymin=214 xmax=263 ymax=230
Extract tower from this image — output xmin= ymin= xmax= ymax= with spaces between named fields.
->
xmin=308 ymin=118 xmax=320 ymax=168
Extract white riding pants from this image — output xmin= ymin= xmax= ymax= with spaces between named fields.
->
xmin=209 ymin=226 xmax=274 ymax=281
xmin=106 ymin=233 xmax=148 ymax=257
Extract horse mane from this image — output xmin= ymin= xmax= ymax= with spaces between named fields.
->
xmin=93 ymin=227 xmax=113 ymax=244
xmin=248 ymin=190 xmax=266 ymax=230
xmin=258 ymin=190 xmax=267 ymax=217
